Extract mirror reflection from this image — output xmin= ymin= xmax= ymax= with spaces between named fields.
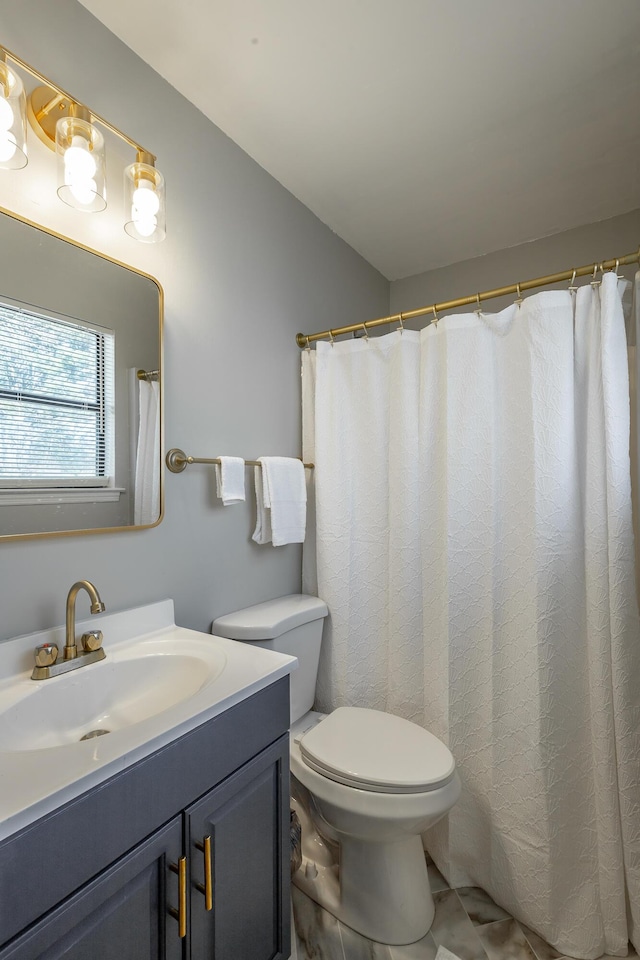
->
xmin=0 ymin=208 xmax=162 ymax=539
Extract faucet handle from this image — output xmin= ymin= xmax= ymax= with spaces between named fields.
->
xmin=81 ymin=630 xmax=103 ymax=653
xmin=35 ymin=643 xmax=58 ymax=668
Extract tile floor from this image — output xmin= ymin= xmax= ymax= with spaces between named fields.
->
xmin=291 ymin=858 xmax=637 ymax=960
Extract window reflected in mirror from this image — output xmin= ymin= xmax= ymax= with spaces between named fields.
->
xmin=0 ymin=207 xmax=162 ymax=540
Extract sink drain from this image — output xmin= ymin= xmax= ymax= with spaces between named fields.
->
xmin=80 ymin=729 xmax=110 ymax=741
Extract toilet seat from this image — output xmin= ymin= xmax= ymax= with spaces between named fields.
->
xmin=298 ymin=706 xmax=455 ymax=794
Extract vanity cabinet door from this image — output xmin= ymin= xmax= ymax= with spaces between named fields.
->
xmin=0 ymin=817 xmax=184 ymax=960
xmin=188 ymin=734 xmax=290 ymax=960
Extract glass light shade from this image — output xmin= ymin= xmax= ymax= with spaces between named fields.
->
xmin=124 ymin=161 xmax=166 ymax=243
xmin=55 ymin=116 xmax=106 ymax=212
xmin=0 ymin=62 xmax=27 ymax=170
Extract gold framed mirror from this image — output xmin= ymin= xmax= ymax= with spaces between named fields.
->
xmin=0 ymin=206 xmax=163 ymax=540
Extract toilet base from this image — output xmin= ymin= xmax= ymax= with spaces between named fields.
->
xmin=293 ymin=833 xmax=434 ymax=945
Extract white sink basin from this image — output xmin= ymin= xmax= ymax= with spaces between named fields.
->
xmin=0 ymin=600 xmax=296 ymax=842
xmin=0 ymin=643 xmax=225 ymax=751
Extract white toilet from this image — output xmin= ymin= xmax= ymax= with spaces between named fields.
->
xmin=212 ymin=594 xmax=460 ymax=946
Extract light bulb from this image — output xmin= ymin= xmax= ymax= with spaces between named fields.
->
xmin=56 ymin=117 xmax=105 ymax=211
xmin=0 ymin=131 xmax=17 ymax=163
xmin=124 ymin=157 xmax=165 ymax=242
xmin=64 ymin=136 xmax=97 ymax=181
xmin=0 ymin=96 xmax=13 ymax=133
xmin=132 ymin=181 xmax=160 ymax=217
xmin=63 ymin=135 xmax=98 ymax=206
xmin=70 ymin=177 xmax=98 ymax=206
xmin=0 ymin=62 xmax=26 ymax=170
xmin=132 ymin=211 xmax=158 ymax=238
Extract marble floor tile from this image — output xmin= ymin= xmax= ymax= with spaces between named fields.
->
xmin=338 ymin=920 xmax=394 ymax=960
xmin=430 ymin=889 xmax=490 ymax=960
xmin=455 ymin=888 xmax=512 ymax=926
xmin=292 ymin=868 xmax=619 ymax=960
xmin=331 ymin=915 xmax=440 ymax=960
xmin=293 ymin=886 xmax=345 ymax=960
xmin=389 ymin=930 xmax=440 ymax=960
xmin=518 ymin=924 xmax=564 ymax=960
xmin=477 ymin=920 xmax=538 ymax=960
xmin=427 ymin=861 xmax=450 ymax=893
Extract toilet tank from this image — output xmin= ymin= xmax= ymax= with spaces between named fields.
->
xmin=212 ymin=594 xmax=328 ymax=723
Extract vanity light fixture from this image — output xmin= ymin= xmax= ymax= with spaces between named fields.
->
xmin=1 ymin=45 xmax=166 ymax=241
xmin=124 ymin=150 xmax=166 ymax=243
xmin=28 ymin=85 xmax=108 ymax=213
xmin=0 ymin=50 xmax=27 ymax=170
xmin=55 ymin=102 xmax=107 ymax=212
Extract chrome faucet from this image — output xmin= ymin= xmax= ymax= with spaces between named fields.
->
xmin=31 ymin=580 xmax=107 ymax=680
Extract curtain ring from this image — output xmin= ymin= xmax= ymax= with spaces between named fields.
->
xmin=568 ymin=269 xmax=577 ymax=294
xmin=615 ymin=259 xmax=620 ymax=277
xmin=591 ymin=263 xmax=601 ymax=287
xmin=397 ymin=312 xmax=404 ymax=334
xmin=475 ymin=292 xmax=483 ymax=316
xmin=432 ymin=304 xmax=439 ymax=327
xmin=361 ymin=323 xmax=369 ymax=340
xmin=515 ymin=282 xmax=523 ymax=307
xmin=328 ymin=329 xmax=335 ymax=347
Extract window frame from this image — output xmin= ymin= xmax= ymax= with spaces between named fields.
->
xmin=0 ymin=296 xmax=117 ymax=500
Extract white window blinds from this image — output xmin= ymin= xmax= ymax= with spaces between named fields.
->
xmin=0 ymin=301 xmax=115 ymax=488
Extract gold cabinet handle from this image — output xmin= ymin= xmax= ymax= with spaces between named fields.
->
xmin=195 ymin=835 xmax=213 ymax=911
xmin=168 ymin=856 xmax=187 ymax=938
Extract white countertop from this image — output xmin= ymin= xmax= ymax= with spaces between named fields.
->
xmin=0 ymin=600 xmax=296 ymax=842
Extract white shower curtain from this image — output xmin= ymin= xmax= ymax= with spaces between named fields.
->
xmin=134 ymin=378 xmax=160 ymax=525
xmin=302 ymin=271 xmax=640 ymax=959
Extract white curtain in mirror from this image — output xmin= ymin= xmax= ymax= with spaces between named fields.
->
xmin=134 ymin=379 xmax=160 ymax=525
xmin=302 ymin=271 xmax=640 ymax=958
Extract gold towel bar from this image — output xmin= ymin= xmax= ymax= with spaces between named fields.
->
xmin=166 ymin=448 xmax=314 ymax=474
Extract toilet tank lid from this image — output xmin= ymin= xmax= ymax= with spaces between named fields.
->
xmin=212 ymin=594 xmax=328 ymax=640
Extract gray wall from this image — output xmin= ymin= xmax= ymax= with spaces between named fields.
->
xmin=0 ymin=1 xmax=388 ymax=642
xmin=391 ymin=209 xmax=640 ymax=318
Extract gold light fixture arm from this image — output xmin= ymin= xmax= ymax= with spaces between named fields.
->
xmin=0 ymin=48 xmax=11 ymax=97
xmin=32 ymin=90 xmax=65 ymax=123
xmin=2 ymin=44 xmax=155 ymax=159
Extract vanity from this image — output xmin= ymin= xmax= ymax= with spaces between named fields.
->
xmin=0 ymin=600 xmax=295 ymax=959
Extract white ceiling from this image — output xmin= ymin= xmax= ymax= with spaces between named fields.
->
xmin=79 ymin=0 xmax=640 ymax=280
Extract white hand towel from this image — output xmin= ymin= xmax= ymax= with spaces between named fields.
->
xmin=260 ymin=457 xmax=307 ymax=546
xmin=214 ymin=456 xmax=246 ymax=505
xmin=252 ymin=465 xmax=273 ymax=544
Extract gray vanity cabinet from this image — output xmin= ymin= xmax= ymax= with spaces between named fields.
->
xmin=0 ymin=678 xmax=291 ymax=960
xmin=188 ymin=740 xmax=286 ymax=960
xmin=0 ymin=817 xmax=184 ymax=960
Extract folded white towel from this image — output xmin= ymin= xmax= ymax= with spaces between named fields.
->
xmin=214 ymin=456 xmax=246 ymax=505
xmin=252 ymin=457 xmax=307 ymax=546
xmin=252 ymin=465 xmax=273 ymax=544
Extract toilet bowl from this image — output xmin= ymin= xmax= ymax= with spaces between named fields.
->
xmin=212 ymin=595 xmax=460 ymax=946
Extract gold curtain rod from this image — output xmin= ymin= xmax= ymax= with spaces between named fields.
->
xmin=137 ymin=369 xmax=159 ymax=382
xmin=166 ymin=448 xmax=314 ymax=474
xmin=296 ymin=248 xmax=640 ymax=347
